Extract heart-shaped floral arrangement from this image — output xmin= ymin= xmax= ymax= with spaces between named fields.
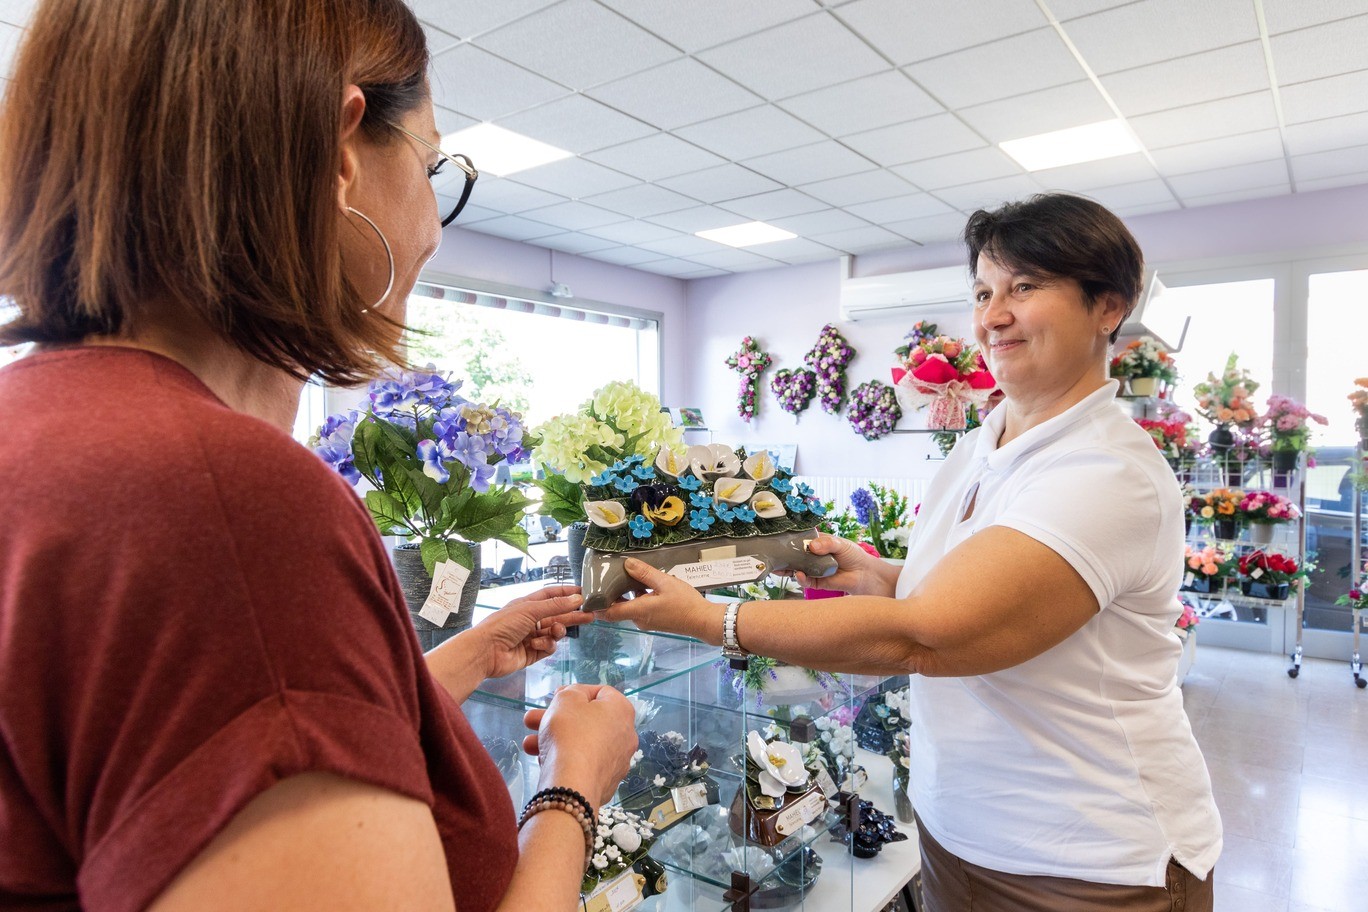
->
xmin=770 ymin=367 xmax=816 ymax=418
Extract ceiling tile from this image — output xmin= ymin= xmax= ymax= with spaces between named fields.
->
xmin=883 ymin=212 xmax=971 ymax=244
xmin=957 ymin=82 xmax=1112 ymax=143
xmin=1270 ymin=13 xmax=1368 ymax=85
xmin=0 ymin=1 xmax=35 ymax=28
xmin=1284 ymin=111 xmax=1368 ymax=156
xmin=510 ymin=157 xmax=640 ymax=198
xmin=1295 ymin=172 xmax=1368 ymax=193
xmin=1113 ymin=201 xmax=1182 ymax=217
xmin=636 ymin=235 xmax=726 ymax=257
xmin=584 ymin=246 xmax=671 ymax=267
xmin=844 ymin=193 xmax=955 ymax=223
xmin=434 ymin=105 xmax=478 ymax=138
xmin=1076 ymin=178 xmax=1178 ymax=211
xmin=1129 ymin=92 xmax=1279 ymax=148
xmin=1032 ymin=153 xmax=1161 ymax=192
xmin=809 ymin=224 xmax=908 ymax=254
xmin=841 ymin=113 xmax=986 ymax=167
xmin=798 ymin=169 xmax=918 ymax=206
xmin=1150 ymin=130 xmax=1286 ymax=176
xmin=499 ymin=95 xmax=655 ymax=154
xmin=1064 ymin=0 xmax=1259 ymax=75
xmin=1179 ymin=183 xmax=1292 ymax=208
xmin=716 ymin=188 xmax=829 ymax=221
xmin=585 ymin=58 xmax=762 ymax=130
xmin=740 ymin=141 xmax=875 ymax=186
xmin=657 ymin=163 xmax=784 ymax=204
xmin=1262 ymin=0 xmax=1368 ymax=33
xmin=632 ymin=257 xmax=722 ymax=277
xmin=597 ymin=0 xmax=822 ymax=53
xmin=442 ymin=203 xmax=502 ymax=225
xmin=1100 ymin=42 xmax=1271 ymax=117
xmin=534 ymin=232 xmax=621 ymax=255
xmin=645 ymin=205 xmax=753 ymax=233
xmin=747 ymin=237 xmax=844 ymax=264
xmin=686 ymin=248 xmax=784 ymax=270
xmin=422 ymin=22 xmax=462 ymax=57
xmin=778 ymin=71 xmax=943 ymax=138
xmin=836 ymin=0 xmax=1046 ymax=64
xmin=1291 ymin=145 xmax=1368 ymax=182
xmin=464 ymin=215 xmax=562 ymax=242
xmin=581 ymin=219 xmax=682 ymax=244
xmin=476 ymin=0 xmax=679 ymax=90
xmin=1167 ymin=159 xmax=1292 ymax=199
xmin=932 ymin=174 xmax=1046 ymax=211
xmin=1047 ymin=0 xmax=1138 ymax=19
xmin=1279 ymin=70 xmax=1368 ymax=124
xmin=584 ymin=133 xmax=727 ymax=181
xmin=517 ymin=201 xmax=627 ymax=231
xmin=429 ymin=45 xmax=569 ymax=120
xmin=411 ymin=0 xmax=559 ymax=39
xmin=903 ymin=28 xmax=1085 ymax=109
xmin=696 ymin=13 xmax=889 ymax=99
xmin=466 ymin=179 xmax=568 ymax=213
xmin=891 ymin=147 xmax=1024 ymax=191
xmin=675 ymin=105 xmax=826 ymax=160
xmin=581 ymin=184 xmax=700 ymax=218
xmin=769 ymin=208 xmax=872 ymax=237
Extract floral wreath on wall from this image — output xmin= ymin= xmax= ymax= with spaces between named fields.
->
xmin=804 ymin=324 xmax=855 ymax=414
xmin=847 ymin=380 xmax=902 ymax=440
xmin=725 ymin=336 xmax=772 ymax=423
xmin=771 ymin=367 xmax=817 ymax=418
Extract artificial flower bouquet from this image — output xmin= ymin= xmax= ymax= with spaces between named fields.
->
xmin=618 ymin=731 xmax=720 ymax=833
xmin=891 ymin=333 xmax=997 ymax=429
xmin=311 ymin=368 xmax=532 ymax=574
xmin=1236 ymin=549 xmax=1309 ymax=600
xmin=579 ymin=444 xmax=827 ymax=553
xmin=1193 ymin=352 xmax=1259 ymax=431
xmin=580 ymin=805 xmax=661 ymax=903
xmin=1110 ymin=335 xmax=1178 ymax=384
xmin=846 ymin=380 xmax=902 ymax=440
xmin=1350 ymin=378 xmax=1368 ymax=439
xmin=728 ymin=731 xmax=830 ymax=847
xmin=1236 ymin=490 xmax=1301 ymax=526
xmin=849 ymin=483 xmax=912 ymax=559
xmin=1334 ymin=581 xmax=1368 ymax=612
xmin=853 ymin=686 xmax=911 ymax=755
xmin=1182 ymin=544 xmax=1235 ymax=593
xmin=531 ymin=381 xmax=684 ymax=526
xmin=805 ymin=323 xmax=856 ymax=414
xmin=1262 ymin=394 xmax=1327 ymax=454
xmin=1175 ymin=602 xmax=1200 ymax=634
xmin=1135 ymin=414 xmax=1193 ymax=463
xmin=725 ymin=336 xmax=771 ymax=423
xmin=1188 ymin=488 xmax=1241 ymax=525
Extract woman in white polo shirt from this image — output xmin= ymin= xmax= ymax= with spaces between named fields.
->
xmin=604 ymin=194 xmax=1222 ymax=912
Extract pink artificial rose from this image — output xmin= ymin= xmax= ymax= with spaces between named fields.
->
xmin=967 ymin=369 xmax=997 ymax=390
xmin=911 ymin=355 xmax=958 ymax=385
xmin=910 ymin=348 xmax=928 ymax=365
xmin=941 ymin=340 xmax=962 ymax=359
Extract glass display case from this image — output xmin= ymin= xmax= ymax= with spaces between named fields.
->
xmin=463 ymin=614 xmax=919 ymax=911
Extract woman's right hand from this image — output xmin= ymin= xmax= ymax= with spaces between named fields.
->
xmin=792 ymin=533 xmax=897 ymax=597
xmin=522 ymin=684 xmax=638 ymax=809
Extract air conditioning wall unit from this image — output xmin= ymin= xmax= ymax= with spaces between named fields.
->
xmin=838 ymin=257 xmax=971 ymax=322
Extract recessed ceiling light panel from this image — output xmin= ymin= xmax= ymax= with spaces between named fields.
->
xmin=440 ymin=123 xmax=573 ymax=177
xmin=999 ymin=119 xmax=1142 ymax=172
xmin=695 ymin=221 xmax=798 ymax=248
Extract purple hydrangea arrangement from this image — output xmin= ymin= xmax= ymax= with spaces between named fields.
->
xmin=847 ymin=380 xmax=902 ymax=441
xmin=725 ymin=336 xmax=772 ymax=423
xmin=770 ymin=367 xmax=817 ymax=418
xmin=804 ymin=324 xmax=855 ymax=415
xmin=310 ymin=368 xmax=533 ymax=574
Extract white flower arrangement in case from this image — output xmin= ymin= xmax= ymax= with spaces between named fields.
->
xmin=582 ymin=805 xmax=657 ymax=894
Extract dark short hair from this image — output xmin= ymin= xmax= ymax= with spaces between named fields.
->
xmin=963 ymin=194 xmax=1144 ymax=342
xmin=0 ymin=0 xmax=429 ymax=384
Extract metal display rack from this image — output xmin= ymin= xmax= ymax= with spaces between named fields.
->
xmin=1351 ymin=442 xmax=1366 ymax=688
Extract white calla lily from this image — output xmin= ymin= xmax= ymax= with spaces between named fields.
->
xmin=585 ymin=500 xmax=628 ymax=529
xmin=712 ymin=477 xmax=756 ymax=505
xmin=654 ymin=446 xmax=689 ymax=478
xmin=746 ymin=731 xmax=808 ymax=797
xmin=749 ymin=491 xmax=787 ymax=519
xmin=743 ymin=451 xmax=776 ymax=482
xmin=689 ymin=443 xmax=741 ymax=480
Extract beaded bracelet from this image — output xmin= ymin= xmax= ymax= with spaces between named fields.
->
xmin=518 ymin=787 xmax=596 ymax=864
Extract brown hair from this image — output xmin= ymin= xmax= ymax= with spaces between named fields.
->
xmin=0 ymin=0 xmax=429 ymax=383
xmin=963 ymin=194 xmax=1144 ymax=344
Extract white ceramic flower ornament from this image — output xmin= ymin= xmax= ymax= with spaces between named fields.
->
xmin=585 ymin=500 xmax=629 ymax=529
xmin=712 ymin=477 xmax=756 ymax=505
xmin=688 ymin=443 xmax=740 ymax=480
xmin=743 ymin=451 xmax=776 ymax=482
xmin=746 ymin=731 xmax=808 ymax=798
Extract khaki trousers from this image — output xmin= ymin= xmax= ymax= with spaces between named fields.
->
xmin=916 ymin=817 xmax=1214 ymax=912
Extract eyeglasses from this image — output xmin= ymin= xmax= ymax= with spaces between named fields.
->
xmin=389 ymin=122 xmax=478 ymax=227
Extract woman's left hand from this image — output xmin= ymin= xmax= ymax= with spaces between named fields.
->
xmin=471 ymin=586 xmax=591 ymax=679
xmin=598 ymin=558 xmax=720 ymax=643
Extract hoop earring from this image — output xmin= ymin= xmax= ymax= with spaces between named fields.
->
xmin=346 ymin=206 xmax=394 ymax=313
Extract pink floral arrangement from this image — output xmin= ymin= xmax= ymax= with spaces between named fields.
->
xmin=1236 ymin=490 xmax=1301 ymax=525
xmin=725 ymin=336 xmax=772 ymax=423
xmin=1176 ymin=603 xmax=1200 ymax=632
xmin=1261 ymin=395 xmax=1327 ymax=452
xmin=1185 ymin=544 xmax=1234 ymax=580
xmin=890 ymin=334 xmax=997 ymax=429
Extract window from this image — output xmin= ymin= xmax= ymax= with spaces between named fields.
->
xmin=1157 ymin=278 xmax=1275 ymax=421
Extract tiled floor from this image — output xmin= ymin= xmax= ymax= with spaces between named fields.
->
xmin=1182 ymin=644 xmax=1368 ymax=912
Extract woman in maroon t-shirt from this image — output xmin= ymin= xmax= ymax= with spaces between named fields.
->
xmin=0 ymin=2 xmax=637 ymax=911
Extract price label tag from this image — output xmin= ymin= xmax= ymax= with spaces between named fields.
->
xmin=1183 ymin=572 xmax=1195 ymax=588
xmin=774 ymin=790 xmax=825 ymax=836
xmin=418 ymin=559 xmax=471 ymax=626
xmin=814 ymin=767 xmax=839 ymax=799
xmin=1250 ymin=567 xmax=1264 ymax=579
xmin=666 ymin=556 xmax=766 ymax=588
xmin=604 ymin=875 xmax=641 ymax=912
xmin=841 ymin=768 xmax=868 ymax=793
xmin=671 ymin=782 xmax=709 ymax=813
